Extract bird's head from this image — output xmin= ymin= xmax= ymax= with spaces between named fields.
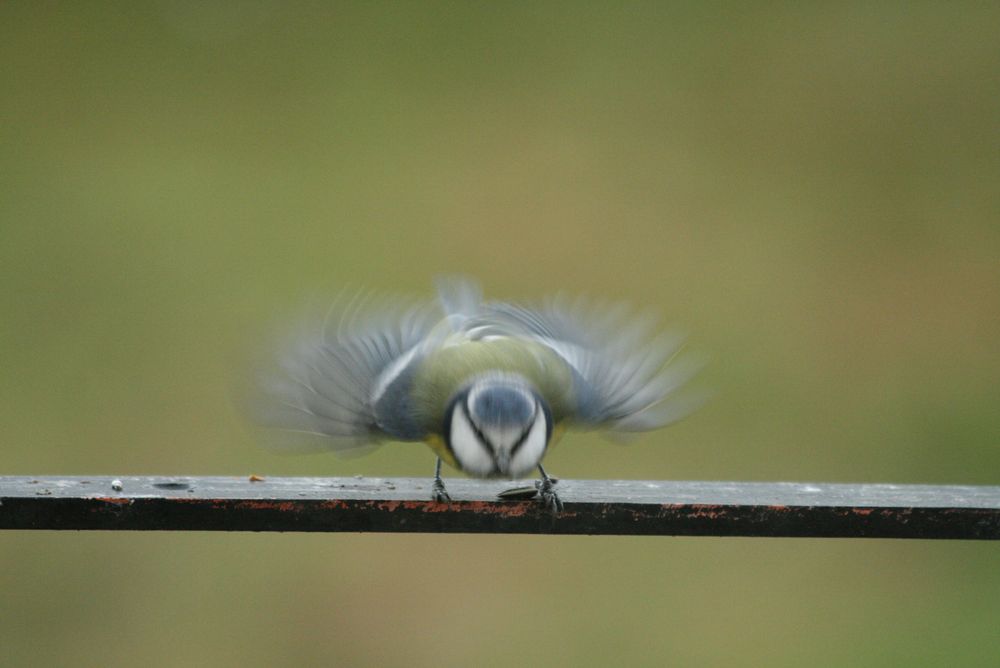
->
xmin=444 ymin=374 xmax=551 ymax=479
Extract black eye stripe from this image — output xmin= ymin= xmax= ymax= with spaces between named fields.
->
xmin=451 ymin=389 xmax=550 ymax=466
xmin=461 ymin=397 xmax=495 ymax=453
xmin=461 ymin=394 xmax=539 ymax=457
xmin=510 ymin=398 xmax=541 ymax=457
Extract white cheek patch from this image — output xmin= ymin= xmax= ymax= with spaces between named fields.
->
xmin=449 ymin=406 xmax=495 ymax=477
xmin=509 ymin=412 xmax=548 ymax=479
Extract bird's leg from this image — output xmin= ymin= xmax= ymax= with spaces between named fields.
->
xmin=535 ymin=464 xmax=563 ymax=513
xmin=431 ymin=457 xmax=451 ymax=503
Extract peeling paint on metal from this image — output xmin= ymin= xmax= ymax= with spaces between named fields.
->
xmin=92 ymin=497 xmax=134 ymax=506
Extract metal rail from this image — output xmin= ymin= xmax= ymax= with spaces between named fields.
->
xmin=2 ymin=476 xmax=999 ymax=539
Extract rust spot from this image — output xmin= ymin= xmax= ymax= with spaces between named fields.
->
xmin=248 ymin=475 xmax=265 ymax=483
xmin=459 ymin=500 xmax=536 ymax=517
xmin=230 ymin=500 xmax=299 ymax=512
xmin=316 ymin=500 xmax=350 ymax=511
xmin=370 ymin=500 xmax=405 ymax=512
xmin=852 ymin=508 xmax=875 ymax=516
xmin=679 ymin=504 xmax=731 ymax=520
xmin=93 ymin=497 xmax=134 ymax=506
xmin=295 ymin=498 xmax=563 ymax=518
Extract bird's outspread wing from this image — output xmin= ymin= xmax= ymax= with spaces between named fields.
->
xmin=477 ymin=292 xmax=704 ymax=432
xmin=250 ymin=278 xmax=703 ymax=452
xmin=251 ymin=292 xmax=440 ymax=452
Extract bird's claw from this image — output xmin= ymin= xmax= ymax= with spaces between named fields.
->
xmin=431 ymin=479 xmax=451 ymax=503
xmin=535 ymin=477 xmax=563 ymax=514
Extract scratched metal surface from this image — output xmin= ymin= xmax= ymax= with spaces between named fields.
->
xmin=2 ymin=476 xmax=1000 ymax=538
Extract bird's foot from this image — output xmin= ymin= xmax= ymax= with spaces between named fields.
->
xmin=535 ymin=476 xmax=563 ymax=514
xmin=431 ymin=477 xmax=451 ymax=503
xmin=431 ymin=457 xmax=451 ymax=503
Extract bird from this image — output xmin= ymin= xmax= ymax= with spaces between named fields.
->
xmin=250 ymin=277 xmax=702 ymax=512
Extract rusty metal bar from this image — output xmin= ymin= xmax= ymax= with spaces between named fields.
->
xmin=2 ymin=476 xmax=999 ymax=539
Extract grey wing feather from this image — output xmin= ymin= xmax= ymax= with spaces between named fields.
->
xmin=481 ymin=294 xmax=704 ymax=431
xmin=251 ymin=293 xmax=440 ymax=452
xmin=435 ymin=276 xmax=483 ymax=322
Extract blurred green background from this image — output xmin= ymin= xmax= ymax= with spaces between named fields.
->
xmin=2 ymin=2 xmax=999 ymax=666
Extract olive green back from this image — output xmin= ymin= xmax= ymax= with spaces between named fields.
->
xmin=411 ymin=338 xmax=576 ymax=432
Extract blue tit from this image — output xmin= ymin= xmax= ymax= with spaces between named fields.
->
xmin=252 ymin=277 xmax=702 ymax=511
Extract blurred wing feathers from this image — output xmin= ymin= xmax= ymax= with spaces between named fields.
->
xmin=250 ymin=279 xmax=702 ymax=454
xmin=480 ymin=295 xmax=700 ymax=431
xmin=252 ymin=293 xmax=439 ymax=452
